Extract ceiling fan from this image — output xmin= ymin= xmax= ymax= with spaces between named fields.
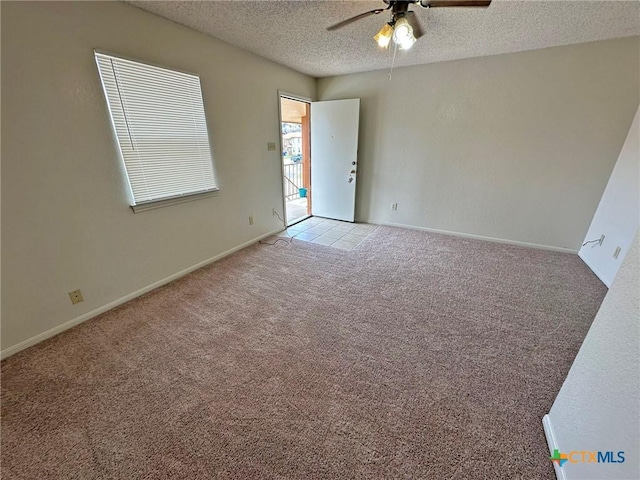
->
xmin=328 ymin=0 xmax=492 ymax=50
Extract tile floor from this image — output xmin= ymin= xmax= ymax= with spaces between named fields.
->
xmin=280 ymin=217 xmax=378 ymax=251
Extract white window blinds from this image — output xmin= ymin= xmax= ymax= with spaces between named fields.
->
xmin=95 ymin=52 xmax=218 ymax=207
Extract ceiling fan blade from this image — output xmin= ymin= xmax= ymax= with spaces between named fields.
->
xmin=406 ymin=11 xmax=424 ymax=39
xmin=420 ymin=1 xmax=491 ymax=7
xmin=327 ymin=8 xmax=386 ymax=31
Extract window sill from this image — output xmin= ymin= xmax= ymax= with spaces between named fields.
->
xmin=131 ymin=189 xmax=219 ymax=213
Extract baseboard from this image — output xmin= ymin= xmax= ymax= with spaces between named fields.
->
xmin=578 ymin=251 xmax=611 ymax=288
xmin=368 ymin=220 xmax=578 ymax=254
xmin=543 ymin=414 xmax=567 ymax=480
xmin=1 ymin=228 xmax=283 ymax=360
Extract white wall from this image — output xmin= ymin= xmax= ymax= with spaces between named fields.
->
xmin=1 ymin=2 xmax=315 ymax=355
xmin=579 ymin=106 xmax=640 ymax=287
xmin=544 ymin=229 xmax=639 ymax=480
xmin=317 ymin=37 xmax=640 ymax=252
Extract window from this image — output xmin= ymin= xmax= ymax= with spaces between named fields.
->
xmin=95 ymin=51 xmax=218 ymax=212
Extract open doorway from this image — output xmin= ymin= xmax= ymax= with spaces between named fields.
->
xmin=280 ymin=96 xmax=311 ymax=226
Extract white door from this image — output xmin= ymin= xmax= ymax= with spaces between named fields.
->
xmin=310 ymin=99 xmax=360 ymax=222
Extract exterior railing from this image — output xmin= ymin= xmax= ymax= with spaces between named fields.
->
xmin=283 ymin=162 xmax=303 ymax=201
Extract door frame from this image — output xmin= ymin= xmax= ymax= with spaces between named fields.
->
xmin=277 ymin=91 xmax=313 ymax=226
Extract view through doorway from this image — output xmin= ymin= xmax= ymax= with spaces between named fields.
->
xmin=280 ymin=96 xmax=311 ymax=226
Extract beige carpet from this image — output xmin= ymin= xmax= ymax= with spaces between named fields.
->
xmin=1 ymin=226 xmax=606 ymax=479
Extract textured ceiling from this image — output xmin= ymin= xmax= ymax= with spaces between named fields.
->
xmin=127 ymin=0 xmax=640 ymax=78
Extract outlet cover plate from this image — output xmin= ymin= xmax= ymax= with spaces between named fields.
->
xmin=69 ymin=289 xmax=84 ymax=305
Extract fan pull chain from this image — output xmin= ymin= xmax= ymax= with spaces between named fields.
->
xmin=388 ymin=40 xmax=399 ymax=79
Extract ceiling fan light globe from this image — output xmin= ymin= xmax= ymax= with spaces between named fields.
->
xmin=394 ymin=25 xmax=410 ymax=40
xmin=374 ymin=23 xmax=394 ymax=48
xmin=392 ymin=18 xmax=413 ymax=42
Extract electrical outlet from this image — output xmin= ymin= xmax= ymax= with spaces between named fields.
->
xmin=68 ymin=289 xmax=84 ymax=305
xmin=391 ymin=203 xmax=398 ymax=211
xmin=249 ymin=216 xmax=254 ymax=225
xmin=272 ymin=208 xmax=277 ymax=216
xmin=267 ymin=142 xmax=276 ymax=152
xmin=613 ymin=246 xmax=621 ymax=259
xmin=599 ymin=234 xmax=605 ymax=246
